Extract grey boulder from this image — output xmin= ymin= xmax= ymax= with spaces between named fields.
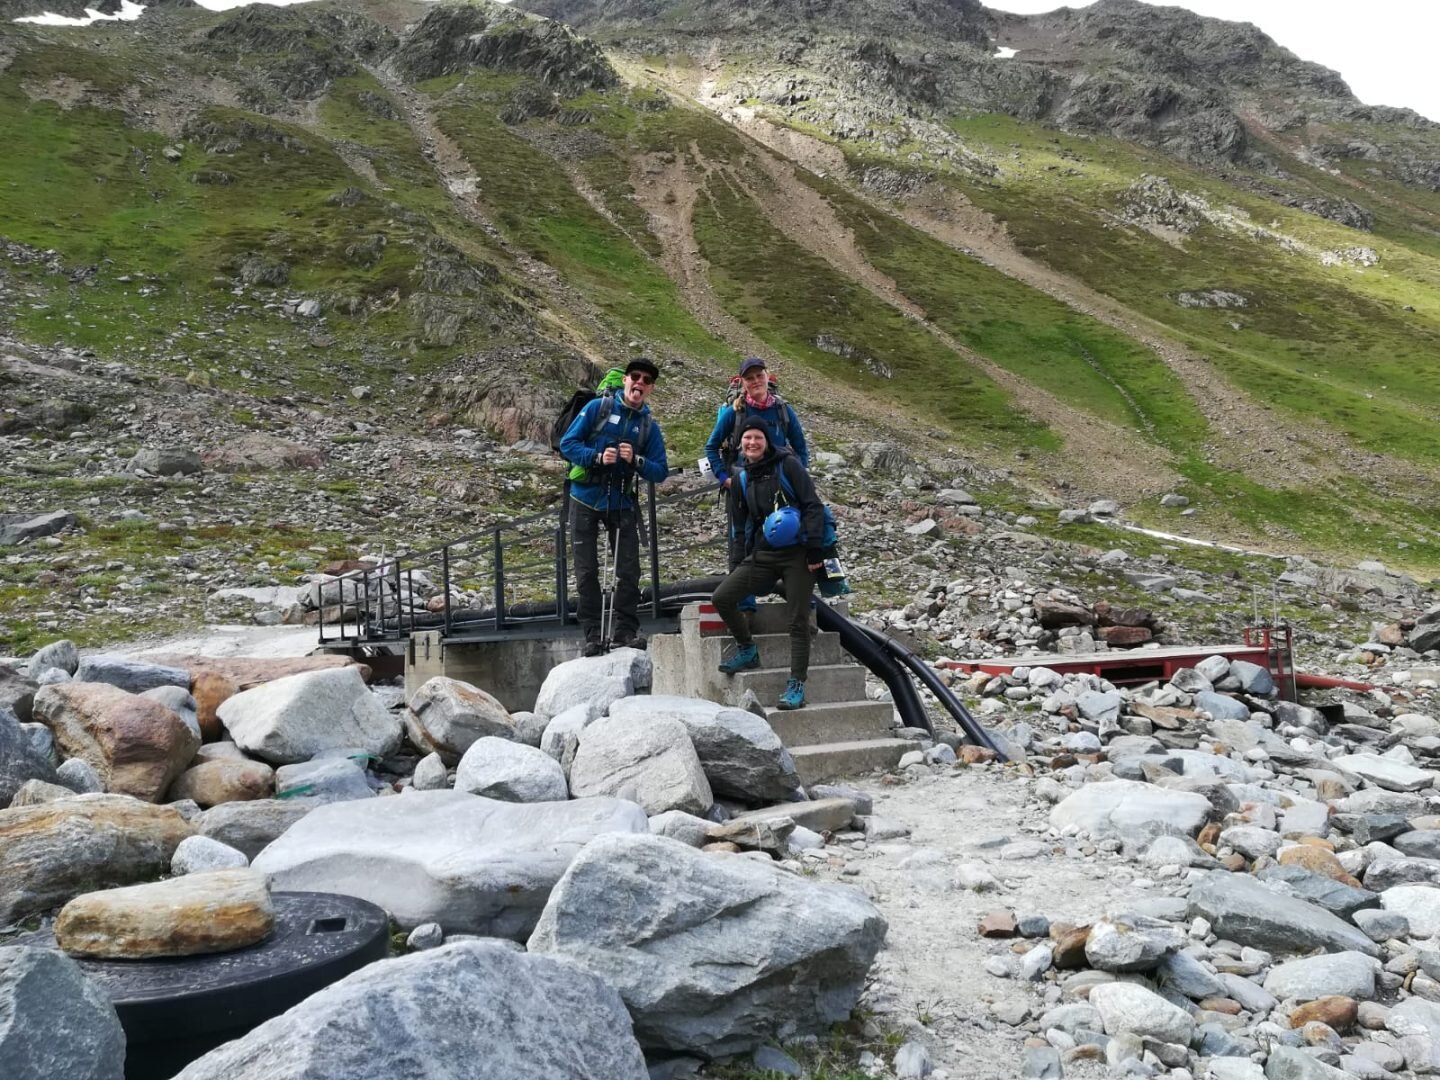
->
xmin=27 ymin=639 xmax=79 ymax=680
xmin=172 ymin=834 xmax=249 ymax=875
xmin=1195 ymin=691 xmax=1252 ymax=722
xmin=273 ymin=758 xmax=375 ymax=805
xmin=1264 ymin=1046 xmax=1350 ymax=1079
xmin=252 ymin=790 xmax=647 ymax=938
xmin=171 ymin=941 xmax=647 ymax=1080
xmin=1262 ymin=951 xmax=1377 ymax=1002
xmin=1186 ymin=871 xmax=1380 ymax=957
xmin=1049 ymin=779 xmax=1210 ymax=838
xmin=528 ymin=832 xmax=886 ymax=1055
xmin=0 ymin=706 xmax=58 ymax=806
xmin=1085 ymin=916 xmax=1183 ymax=973
xmin=196 ymin=798 xmax=320 ymax=860
xmin=0 ymin=946 xmax=125 ymax=1080
xmin=73 ymin=655 xmax=190 ymax=694
xmin=217 ymin=667 xmax=400 ymax=765
xmin=0 ymin=663 xmax=38 ymax=723
xmin=455 ymin=736 xmax=568 ymax=802
xmin=139 ymin=686 xmax=202 ymax=742
xmin=568 ymin=713 xmax=712 ymax=816
xmin=609 ymin=695 xmax=802 ymax=803
xmin=404 ymin=676 xmax=516 ymax=764
xmin=533 ymin=649 xmax=650 ymax=721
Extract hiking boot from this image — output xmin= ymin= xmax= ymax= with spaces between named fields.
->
xmin=777 ymin=678 xmax=806 ymax=710
xmin=718 ymin=643 xmax=760 ymax=674
xmin=611 ymin=630 xmax=647 ymax=651
xmin=582 ymin=638 xmax=606 ymax=658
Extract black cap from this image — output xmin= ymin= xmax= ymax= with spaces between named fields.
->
xmin=739 ymin=357 xmax=766 ymax=376
xmin=626 ymin=357 xmax=660 ymax=380
xmin=740 ymin=416 xmax=770 ymax=438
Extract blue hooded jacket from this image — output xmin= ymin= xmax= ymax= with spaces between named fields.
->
xmin=704 ymin=396 xmax=807 ymax=486
xmin=560 ymin=395 xmax=668 ymax=511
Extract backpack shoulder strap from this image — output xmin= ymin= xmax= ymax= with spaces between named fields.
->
xmin=738 ymin=467 xmax=763 ymax=521
xmin=588 ymin=390 xmax=616 ymax=438
xmin=775 ymin=450 xmax=801 ymax=504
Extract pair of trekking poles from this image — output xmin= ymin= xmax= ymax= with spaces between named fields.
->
xmin=594 ymin=461 xmax=648 ymax=654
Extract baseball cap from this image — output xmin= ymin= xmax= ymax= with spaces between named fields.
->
xmin=625 ymin=357 xmax=660 ymax=381
xmin=738 ymin=357 xmax=767 ymax=376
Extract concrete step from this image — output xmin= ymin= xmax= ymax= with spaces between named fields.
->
xmin=790 ymin=738 xmax=920 ymax=786
xmin=764 ymin=700 xmax=896 ymax=748
xmin=705 ymin=631 xmax=846 ymax=671
xmin=721 ymin=663 xmax=867 ymax=707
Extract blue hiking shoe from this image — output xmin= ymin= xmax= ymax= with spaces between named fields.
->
xmin=718 ymin=643 xmax=760 ymax=674
xmin=777 ymin=678 xmax=806 ymax=710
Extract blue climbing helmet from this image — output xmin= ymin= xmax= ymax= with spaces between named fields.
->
xmin=762 ymin=505 xmax=803 ymax=547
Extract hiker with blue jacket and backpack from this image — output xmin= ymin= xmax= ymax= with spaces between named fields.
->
xmin=704 ymin=357 xmax=809 ymax=574
xmin=712 ymin=417 xmax=825 ymax=710
xmin=559 ymin=358 xmax=668 ymax=656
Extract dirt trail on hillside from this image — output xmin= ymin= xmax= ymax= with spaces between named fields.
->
xmin=706 ymin=143 xmax=1179 ymax=496
xmin=728 ymin=115 xmax=1440 ymax=493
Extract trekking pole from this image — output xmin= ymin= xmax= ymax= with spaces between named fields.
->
xmin=601 ymin=521 xmax=620 ymax=650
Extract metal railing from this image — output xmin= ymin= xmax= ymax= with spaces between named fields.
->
xmin=316 ymin=473 xmax=727 ymax=646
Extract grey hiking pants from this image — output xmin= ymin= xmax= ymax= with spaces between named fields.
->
xmin=712 ymin=546 xmax=815 ymax=681
xmin=570 ymin=500 xmax=640 ymax=642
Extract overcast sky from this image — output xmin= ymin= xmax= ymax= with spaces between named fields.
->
xmin=987 ymin=0 xmax=1437 ymax=122
xmin=179 ymin=0 xmax=1436 ymax=122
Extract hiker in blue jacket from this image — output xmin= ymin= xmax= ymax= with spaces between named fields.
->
xmin=559 ymin=358 xmax=668 ymax=655
xmin=705 ymin=356 xmax=810 ymax=617
xmin=712 ymin=417 xmax=825 ymax=710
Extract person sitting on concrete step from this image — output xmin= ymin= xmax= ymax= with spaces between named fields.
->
xmin=711 ymin=417 xmax=825 ymax=710
xmin=559 ymin=357 xmax=669 ymax=656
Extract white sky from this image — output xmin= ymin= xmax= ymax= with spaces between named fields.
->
xmin=987 ymin=0 xmax=1438 ymax=122
xmin=17 ymin=0 xmax=1436 ymax=122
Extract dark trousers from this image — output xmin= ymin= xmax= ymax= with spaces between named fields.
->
xmin=570 ymin=500 xmax=640 ymax=641
xmin=713 ymin=546 xmax=815 ymax=681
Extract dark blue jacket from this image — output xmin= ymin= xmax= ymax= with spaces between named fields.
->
xmin=559 ymin=396 xmax=668 ymax=511
xmin=704 ymin=396 xmax=807 ymax=486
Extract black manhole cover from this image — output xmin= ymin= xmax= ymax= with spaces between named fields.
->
xmin=4 ymin=891 xmax=390 ymax=1080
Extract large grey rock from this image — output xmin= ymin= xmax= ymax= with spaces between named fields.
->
xmin=411 ymin=752 xmax=448 ymax=791
xmin=1333 ymin=754 xmax=1435 ymax=792
xmin=171 ymin=941 xmax=647 ymax=1080
xmin=1217 ymin=972 xmax=1277 ymax=1014
xmin=273 ymin=758 xmax=375 ymax=805
xmin=1410 ymin=608 xmax=1440 ymax=654
xmin=0 ymin=706 xmax=57 ymax=806
xmin=1221 ymin=825 xmax=1284 ymax=860
xmin=1088 ymin=981 xmax=1193 ymax=1045
xmin=1364 ymin=857 xmax=1440 ymax=891
xmin=1264 ymin=1046 xmax=1350 ymax=1080
xmin=196 ymin=798 xmax=319 ymax=860
xmin=0 ymin=510 xmax=74 ymax=547
xmin=1394 ymin=831 xmax=1440 ymax=860
xmin=1084 ymin=916 xmax=1183 ymax=972
xmin=533 ymin=650 xmax=651 ymax=721
xmin=649 ymin=809 xmax=713 ymax=848
xmin=27 ymin=639 xmax=78 ymax=680
xmin=1186 ymin=871 xmax=1380 ymax=957
xmin=569 ymin=713 xmax=712 ymax=816
xmin=1155 ymin=949 xmax=1225 ymax=1001
xmin=1076 ymin=690 xmax=1123 ymax=728
xmin=0 ymin=663 xmax=38 ymax=723
xmin=1256 ymin=864 xmax=1379 ymax=919
xmin=539 ymin=703 xmax=596 ymax=772
xmin=217 ymin=667 xmax=400 ymax=765
xmin=252 ymin=790 xmax=647 ymax=937
xmin=528 ymin=832 xmax=886 ymax=1055
xmin=1049 ymin=779 xmax=1210 ymax=838
xmin=404 ymin=676 xmax=516 ymax=764
xmin=1262 ymin=952 xmax=1377 ymax=1002
xmin=609 ymin=696 xmax=802 ymax=803
xmin=1230 ymin=660 xmax=1276 ymax=697
xmin=455 ymin=736 xmax=568 ymax=802
xmin=73 ymin=655 xmax=190 ymax=694
xmin=128 ymin=447 xmax=201 ymax=476
xmin=0 ymin=946 xmax=125 ymax=1080
xmin=1380 ymin=885 xmax=1440 ymax=937
xmin=1195 ymin=691 xmax=1252 ymax=722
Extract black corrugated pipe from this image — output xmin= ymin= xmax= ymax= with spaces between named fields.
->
xmin=814 ymin=603 xmax=932 ymax=739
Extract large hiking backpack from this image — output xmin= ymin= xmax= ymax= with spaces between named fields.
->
xmin=551 ymin=368 xmax=652 ymax=485
xmin=718 ymin=374 xmax=792 ymax=466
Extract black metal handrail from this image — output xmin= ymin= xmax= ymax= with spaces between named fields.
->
xmin=316 ymin=472 xmax=721 ymax=646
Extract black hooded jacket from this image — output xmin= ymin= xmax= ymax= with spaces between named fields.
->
xmin=735 ymin=447 xmax=826 ymax=563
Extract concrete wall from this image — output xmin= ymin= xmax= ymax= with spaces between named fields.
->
xmin=404 ymin=631 xmax=585 ymax=713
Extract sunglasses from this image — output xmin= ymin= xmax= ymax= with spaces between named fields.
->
xmin=627 ymin=372 xmax=657 ymax=386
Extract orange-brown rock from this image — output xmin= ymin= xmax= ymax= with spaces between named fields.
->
xmin=1290 ymin=997 xmax=1358 ymax=1031
xmin=978 ymin=910 xmax=1018 ymax=938
xmin=168 ymin=760 xmax=274 ymax=808
xmin=56 ymin=869 xmax=275 ymax=959
xmin=1198 ymin=822 xmax=1221 ymax=850
xmin=1296 ymin=835 xmax=1336 ymax=851
xmin=0 ymin=796 xmax=193 ymax=923
xmin=1052 ymin=925 xmax=1090 ymax=968
xmin=1219 ymin=853 xmax=1246 ymax=872
xmin=960 ymin=746 xmax=997 ymax=765
xmin=33 ymin=683 xmax=199 ymax=802
xmin=1278 ymin=845 xmax=1361 ymax=887
xmin=191 ymin=672 xmax=239 ymax=742
xmin=701 ymin=842 xmax=740 ymax=854
xmin=1129 ymin=702 xmax=1197 ymax=730
xmin=1099 ymin=626 xmax=1153 ymax=647
xmin=1198 ymin=997 xmax=1242 ymax=1015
